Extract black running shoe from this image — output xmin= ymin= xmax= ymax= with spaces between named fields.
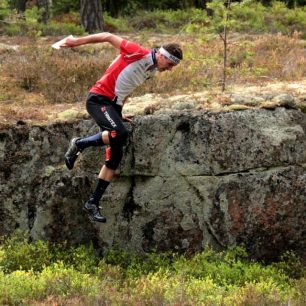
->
xmin=83 ymin=201 xmax=106 ymax=223
xmin=64 ymin=137 xmax=82 ymax=170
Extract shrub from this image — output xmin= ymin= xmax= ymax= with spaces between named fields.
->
xmin=1 ymin=32 xmax=305 ymax=105
xmin=0 ymin=231 xmax=100 ymax=274
xmin=103 ymin=12 xmax=132 ymax=32
xmin=2 ymin=43 xmax=114 ymax=103
xmin=172 ymin=246 xmax=290 ymax=288
xmin=0 ymin=232 xmax=53 ymax=273
xmin=224 ymin=280 xmax=291 ymax=306
xmin=0 ymin=264 xmax=100 ymax=305
xmin=0 ymin=0 xmax=10 ymax=21
xmin=0 ymin=234 xmax=305 ymax=305
xmin=103 ymin=249 xmax=174 ymax=278
xmin=231 ymin=2 xmax=268 ymax=33
xmin=39 ymin=262 xmax=100 ymax=298
xmin=127 ymin=8 xmax=209 ymax=34
xmin=273 ymin=251 xmax=306 ymax=279
xmin=1 ymin=3 xmax=306 ymax=37
xmin=39 ymin=21 xmax=85 ymax=36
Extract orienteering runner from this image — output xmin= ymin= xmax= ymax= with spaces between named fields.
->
xmin=59 ymin=32 xmax=183 ymax=222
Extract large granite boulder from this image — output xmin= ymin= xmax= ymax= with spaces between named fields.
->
xmin=0 ymin=107 xmax=305 ymax=260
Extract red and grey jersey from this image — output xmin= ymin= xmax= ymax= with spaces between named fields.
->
xmin=90 ymin=39 xmax=157 ymax=106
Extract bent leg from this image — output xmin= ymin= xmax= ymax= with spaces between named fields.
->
xmin=76 ymin=132 xmax=104 ymax=150
xmin=83 ymin=94 xmax=129 ymax=222
xmin=99 ymin=164 xmax=115 ymax=181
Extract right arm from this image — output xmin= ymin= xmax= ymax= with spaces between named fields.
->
xmin=61 ymin=32 xmax=123 ymax=49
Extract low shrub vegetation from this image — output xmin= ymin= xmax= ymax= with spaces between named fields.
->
xmin=1 ymin=1 xmax=306 ymax=37
xmin=0 ymin=32 xmax=305 ymax=107
xmin=0 ymin=232 xmax=304 ymax=305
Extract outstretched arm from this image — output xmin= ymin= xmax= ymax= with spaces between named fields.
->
xmin=61 ymin=32 xmax=123 ymax=49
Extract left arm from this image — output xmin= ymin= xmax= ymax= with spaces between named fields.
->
xmin=61 ymin=32 xmax=123 ymax=49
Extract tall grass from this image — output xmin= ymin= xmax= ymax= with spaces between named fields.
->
xmin=0 ymin=232 xmax=305 ymax=305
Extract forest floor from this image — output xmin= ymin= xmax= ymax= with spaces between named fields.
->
xmin=1 ymin=79 xmax=305 ymax=129
xmin=0 ymin=34 xmax=305 ymax=128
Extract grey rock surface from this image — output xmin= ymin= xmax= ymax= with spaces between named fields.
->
xmin=0 ymin=107 xmax=305 ymax=260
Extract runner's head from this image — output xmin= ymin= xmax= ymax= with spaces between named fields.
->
xmin=156 ymin=43 xmax=183 ymax=72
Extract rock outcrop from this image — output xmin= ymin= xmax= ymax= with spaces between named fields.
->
xmin=0 ymin=107 xmax=305 ymax=260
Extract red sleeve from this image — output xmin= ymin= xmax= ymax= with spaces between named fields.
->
xmin=120 ymin=39 xmax=150 ymax=60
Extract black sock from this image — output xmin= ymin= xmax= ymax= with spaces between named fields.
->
xmin=89 ymin=179 xmax=110 ymax=204
xmin=76 ymin=133 xmax=104 ymax=150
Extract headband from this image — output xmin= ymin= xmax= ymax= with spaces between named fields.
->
xmin=159 ymin=47 xmax=180 ymax=65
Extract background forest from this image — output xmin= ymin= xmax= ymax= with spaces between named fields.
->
xmin=0 ymin=1 xmax=306 ymax=305
xmin=1 ymin=0 xmax=306 ymax=35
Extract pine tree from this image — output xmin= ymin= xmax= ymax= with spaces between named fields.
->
xmin=80 ymin=0 xmax=104 ymax=33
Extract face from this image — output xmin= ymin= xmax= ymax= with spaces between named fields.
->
xmin=156 ymin=54 xmax=178 ymax=72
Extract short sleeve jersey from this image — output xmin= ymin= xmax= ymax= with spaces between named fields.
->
xmin=90 ymin=39 xmax=157 ymax=106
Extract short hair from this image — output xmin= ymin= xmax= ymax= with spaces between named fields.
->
xmin=162 ymin=43 xmax=183 ymax=60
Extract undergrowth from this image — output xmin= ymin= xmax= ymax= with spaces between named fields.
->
xmin=1 ymin=2 xmax=306 ymax=37
xmin=0 ymin=32 xmax=305 ymax=107
xmin=0 ymin=232 xmax=305 ymax=305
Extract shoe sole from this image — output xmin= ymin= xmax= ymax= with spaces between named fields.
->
xmin=82 ymin=207 xmax=106 ymax=223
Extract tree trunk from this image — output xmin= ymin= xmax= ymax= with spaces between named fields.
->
xmin=13 ymin=0 xmax=27 ymax=19
xmin=36 ymin=0 xmax=50 ymax=24
xmin=221 ymin=23 xmax=227 ymax=92
xmin=221 ymin=0 xmax=231 ymax=92
xmin=15 ymin=0 xmax=27 ymax=12
xmin=80 ymin=0 xmax=104 ymax=34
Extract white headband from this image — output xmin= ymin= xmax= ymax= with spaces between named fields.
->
xmin=159 ymin=47 xmax=180 ymax=65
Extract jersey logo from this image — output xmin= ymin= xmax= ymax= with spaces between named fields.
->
xmin=101 ymin=107 xmax=117 ymax=128
xmin=125 ymin=52 xmax=143 ymax=58
xmin=105 ymin=147 xmax=112 ymax=161
xmin=111 ymin=130 xmax=117 ymax=138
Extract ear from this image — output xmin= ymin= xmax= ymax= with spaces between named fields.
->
xmin=155 ymin=52 xmax=163 ymax=62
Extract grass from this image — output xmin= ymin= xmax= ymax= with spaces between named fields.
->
xmin=0 ymin=232 xmax=305 ymax=305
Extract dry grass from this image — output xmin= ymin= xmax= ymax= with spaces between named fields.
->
xmin=0 ymin=33 xmax=305 ymax=126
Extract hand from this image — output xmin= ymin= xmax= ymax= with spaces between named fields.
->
xmin=122 ymin=114 xmax=134 ymax=123
xmin=61 ymin=37 xmax=78 ymax=48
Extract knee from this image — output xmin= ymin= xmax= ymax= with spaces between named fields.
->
xmin=109 ymin=129 xmax=128 ymax=147
xmin=105 ymin=147 xmax=123 ymax=170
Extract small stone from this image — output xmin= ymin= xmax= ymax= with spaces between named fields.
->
xmin=230 ymin=95 xmax=250 ymax=105
xmin=272 ymin=93 xmax=294 ymax=104
xmin=228 ymin=104 xmax=250 ymax=111
xmin=250 ymin=97 xmax=265 ymax=105
xmin=260 ymin=101 xmax=279 ymax=109
xmin=173 ymin=102 xmax=194 ymax=110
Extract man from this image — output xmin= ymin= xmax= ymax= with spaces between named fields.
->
xmin=61 ymin=32 xmax=183 ymax=222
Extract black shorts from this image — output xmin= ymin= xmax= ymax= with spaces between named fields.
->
xmin=86 ymin=93 xmax=124 ymax=132
xmin=86 ymin=93 xmax=128 ymax=170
